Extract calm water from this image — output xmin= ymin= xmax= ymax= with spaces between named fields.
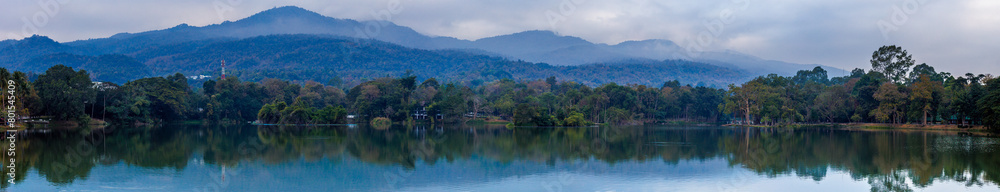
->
xmin=3 ymin=124 xmax=1000 ymax=191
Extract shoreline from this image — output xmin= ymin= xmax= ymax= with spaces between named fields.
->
xmin=724 ymin=123 xmax=993 ymax=132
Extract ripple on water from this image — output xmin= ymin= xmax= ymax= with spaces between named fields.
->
xmin=931 ymin=136 xmax=1000 ymax=153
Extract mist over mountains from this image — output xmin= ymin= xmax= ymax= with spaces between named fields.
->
xmin=0 ymin=6 xmax=844 ymax=86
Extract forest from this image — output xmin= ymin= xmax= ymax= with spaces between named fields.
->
xmin=5 ymin=45 xmax=1000 ymax=130
xmin=10 ymin=64 xmax=726 ymax=127
xmin=722 ymin=46 xmax=1000 ymax=129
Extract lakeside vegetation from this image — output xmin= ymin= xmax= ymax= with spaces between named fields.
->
xmin=10 ymin=65 xmax=728 ymax=127
xmin=722 ymin=45 xmax=999 ymax=131
xmin=5 ymin=45 xmax=1000 ymax=131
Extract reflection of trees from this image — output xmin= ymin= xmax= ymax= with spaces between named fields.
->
xmin=725 ymin=128 xmax=1000 ymax=191
xmin=18 ymin=131 xmax=98 ymax=185
xmin=5 ymin=125 xmax=1000 ymax=191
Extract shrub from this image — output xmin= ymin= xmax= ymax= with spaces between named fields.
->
xmin=371 ymin=117 xmax=392 ymax=129
xmin=563 ymin=112 xmax=588 ymax=126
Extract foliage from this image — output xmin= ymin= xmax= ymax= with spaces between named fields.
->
xmin=33 ymin=65 xmax=94 ymax=120
xmin=908 ymin=74 xmax=944 ymax=124
xmin=0 ymin=69 xmax=40 ymax=118
xmin=980 ymin=79 xmax=1000 ymax=131
xmin=870 ymin=45 xmax=915 ymax=84
xmin=562 ymin=112 xmax=588 ymax=126
xmin=721 ymin=45 xmax=996 ymax=126
xmin=19 ymin=44 xmax=997 ymax=129
xmin=258 ymin=100 xmax=347 ymax=125
xmin=370 ymin=117 xmax=392 ymax=128
xmin=871 ymin=83 xmax=906 ymax=124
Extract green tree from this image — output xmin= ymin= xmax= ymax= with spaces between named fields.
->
xmin=908 ymin=74 xmax=943 ymax=124
xmin=313 ymin=105 xmax=347 ymax=124
xmin=908 ymin=63 xmax=942 ymax=83
xmin=562 ymin=111 xmax=588 ymax=126
xmin=34 ymin=65 xmax=95 ymax=121
xmin=853 ymin=71 xmax=886 ymax=122
xmin=870 ymin=45 xmax=915 ymax=84
xmin=813 ymin=85 xmax=851 ymax=122
xmin=257 ymin=101 xmax=286 ymax=124
xmin=513 ymin=103 xmax=538 ymax=126
xmin=722 ymin=78 xmax=775 ymax=124
xmin=122 ymin=73 xmax=191 ymax=121
xmin=979 ymin=78 xmax=1000 ymax=131
xmin=871 ymin=83 xmax=907 ymax=124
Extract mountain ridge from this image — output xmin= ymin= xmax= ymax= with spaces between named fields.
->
xmin=0 ymin=6 xmax=839 ymax=86
xmin=52 ymin=6 xmax=841 ymax=75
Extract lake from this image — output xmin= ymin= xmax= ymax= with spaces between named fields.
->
xmin=3 ymin=124 xmax=999 ymax=191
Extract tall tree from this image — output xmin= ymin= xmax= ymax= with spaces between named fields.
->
xmin=979 ymin=78 xmax=1000 ymax=131
xmin=870 ymin=45 xmax=915 ymax=84
xmin=908 ymin=63 xmax=942 ymax=83
xmin=34 ymin=65 xmax=95 ymax=121
xmin=11 ymin=71 xmax=41 ymax=117
xmin=813 ymin=85 xmax=851 ymax=122
xmin=908 ymin=74 xmax=943 ymax=124
xmin=722 ymin=79 xmax=774 ymax=124
xmin=872 ymin=83 xmax=907 ymax=124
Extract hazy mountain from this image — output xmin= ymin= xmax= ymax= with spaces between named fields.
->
xmin=0 ymin=39 xmax=14 ymax=48
xmin=0 ymin=6 xmax=840 ymax=85
xmin=460 ymin=31 xmax=847 ymax=76
xmin=528 ymin=44 xmax=637 ymax=65
xmin=2 ymin=34 xmax=750 ymax=86
xmin=61 ymin=6 xmax=840 ymax=76
xmin=471 ymin=30 xmax=591 ymax=56
xmin=609 ymin=39 xmax=686 ymax=60
xmin=0 ymin=35 xmax=84 ymax=71
xmin=135 ymin=34 xmax=750 ymax=87
xmin=21 ymin=53 xmax=151 ymax=84
xmin=693 ymin=50 xmax=847 ymax=77
xmin=63 ymin=6 xmax=466 ymax=54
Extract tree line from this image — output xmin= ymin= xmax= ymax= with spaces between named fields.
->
xmin=8 ymin=45 xmax=1000 ymax=130
xmin=722 ymin=45 xmax=1000 ymax=130
xmin=11 ymin=65 xmax=727 ymax=126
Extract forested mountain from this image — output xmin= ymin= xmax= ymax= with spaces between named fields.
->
xmin=64 ymin=6 xmax=469 ymax=54
xmin=3 ymin=33 xmax=749 ymax=87
xmin=22 ymin=53 xmax=151 ymax=84
xmin=458 ymin=29 xmax=846 ymax=76
xmin=0 ymin=6 xmax=838 ymax=83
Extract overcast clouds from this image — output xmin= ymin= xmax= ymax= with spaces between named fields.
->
xmin=2 ymin=0 xmax=998 ymax=75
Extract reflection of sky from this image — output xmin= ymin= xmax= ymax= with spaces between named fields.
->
xmin=8 ymin=154 xmax=999 ymax=191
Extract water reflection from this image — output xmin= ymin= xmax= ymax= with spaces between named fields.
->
xmin=3 ymin=125 xmax=999 ymax=191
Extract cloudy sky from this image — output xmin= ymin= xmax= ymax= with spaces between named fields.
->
xmin=3 ymin=0 xmax=998 ymax=75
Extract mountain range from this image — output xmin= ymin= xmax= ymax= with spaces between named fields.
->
xmin=0 ymin=6 xmax=844 ymax=86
